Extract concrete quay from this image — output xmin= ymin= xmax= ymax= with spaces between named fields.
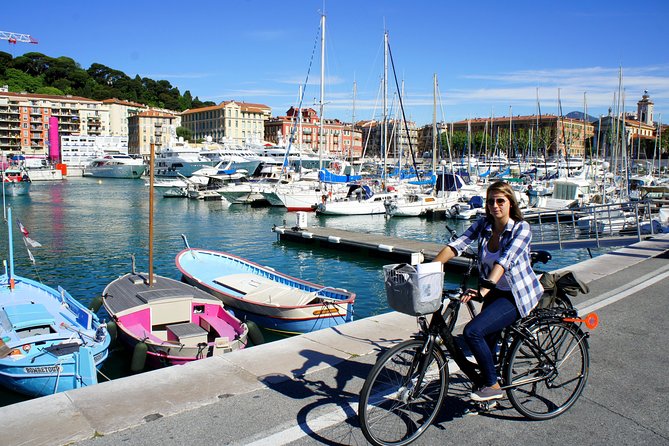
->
xmin=2 ymin=234 xmax=669 ymax=446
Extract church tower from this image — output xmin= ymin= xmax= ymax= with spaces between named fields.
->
xmin=637 ymin=90 xmax=654 ymax=125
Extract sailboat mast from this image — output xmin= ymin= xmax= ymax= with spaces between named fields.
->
xmin=432 ymin=73 xmax=437 ymax=170
xmin=318 ymin=13 xmax=325 ymax=171
xmin=382 ymin=30 xmax=388 ymax=184
xmin=351 ymin=80 xmax=356 ymax=162
xmin=298 ymin=85 xmax=303 ymax=150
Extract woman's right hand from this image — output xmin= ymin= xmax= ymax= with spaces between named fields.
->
xmin=460 ymin=288 xmax=480 ymax=303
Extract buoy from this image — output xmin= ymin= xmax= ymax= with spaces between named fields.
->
xmin=89 ymin=295 xmax=103 ymax=312
xmin=106 ymin=320 xmax=118 ymax=345
xmin=246 ymin=321 xmax=264 ymax=346
xmin=130 ymin=341 xmax=148 ymax=372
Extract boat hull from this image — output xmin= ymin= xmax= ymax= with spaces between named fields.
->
xmin=0 ymin=346 xmax=107 ymax=397
xmin=84 ymin=164 xmax=146 ymax=179
xmin=102 ymin=272 xmax=248 ymax=368
xmin=3 ymin=181 xmax=30 ymax=196
xmin=0 ymin=274 xmax=110 ymax=397
xmin=176 ymin=248 xmax=355 ymax=334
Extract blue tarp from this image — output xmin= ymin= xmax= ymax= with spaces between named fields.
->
xmin=435 ymin=173 xmax=465 ymax=192
xmin=469 ymin=195 xmax=484 ymax=208
xmin=318 ymin=169 xmax=362 ymax=183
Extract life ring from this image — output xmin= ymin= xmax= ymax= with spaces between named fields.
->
xmin=332 ymin=162 xmax=341 ymax=171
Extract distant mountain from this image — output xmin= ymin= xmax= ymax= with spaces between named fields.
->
xmin=565 ymin=111 xmax=598 ymax=122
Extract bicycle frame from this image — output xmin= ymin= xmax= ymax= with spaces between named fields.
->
xmin=413 ymin=261 xmax=590 ymax=395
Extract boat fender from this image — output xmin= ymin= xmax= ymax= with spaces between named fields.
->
xmin=106 ymin=320 xmax=118 ymax=345
xmin=246 ymin=321 xmax=264 ymax=346
xmin=89 ymin=295 xmax=103 ymax=313
xmin=130 ymin=341 xmax=148 ymax=372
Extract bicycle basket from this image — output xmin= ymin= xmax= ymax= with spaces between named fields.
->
xmin=383 ymin=264 xmax=445 ymax=316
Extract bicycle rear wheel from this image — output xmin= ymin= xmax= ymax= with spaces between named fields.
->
xmin=358 ymin=339 xmax=448 ymax=446
xmin=504 ymin=321 xmax=589 ymax=420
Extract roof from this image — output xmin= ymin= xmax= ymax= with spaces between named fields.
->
xmin=182 ymin=100 xmax=271 ymax=115
xmin=135 ymin=110 xmax=176 ymax=118
xmin=102 ymin=98 xmax=147 ymax=108
xmin=0 ymin=91 xmax=98 ymax=102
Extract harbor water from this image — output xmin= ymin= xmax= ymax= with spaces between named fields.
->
xmin=0 ymin=177 xmax=618 ymax=405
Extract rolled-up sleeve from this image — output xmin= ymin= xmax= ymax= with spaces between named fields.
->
xmin=496 ymin=221 xmax=532 ymax=271
xmin=448 ymin=218 xmax=484 ymax=255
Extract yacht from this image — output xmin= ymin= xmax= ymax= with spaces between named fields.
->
xmin=154 ymin=138 xmax=215 ymax=178
xmin=199 ymin=138 xmax=273 ymax=176
xmin=83 ymin=153 xmax=146 ymax=179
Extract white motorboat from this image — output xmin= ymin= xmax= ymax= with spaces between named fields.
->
xmin=384 ymin=192 xmax=459 ymax=217
xmin=316 ymin=185 xmax=400 ymax=216
xmin=83 ymin=153 xmax=146 ymax=179
xmin=154 ymin=138 xmax=215 ymax=178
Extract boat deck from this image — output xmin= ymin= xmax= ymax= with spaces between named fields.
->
xmin=103 ymin=273 xmax=219 ymax=315
xmin=213 ymin=274 xmax=316 ymax=307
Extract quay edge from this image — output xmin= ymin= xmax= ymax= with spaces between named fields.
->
xmin=0 ymin=234 xmax=668 ymax=446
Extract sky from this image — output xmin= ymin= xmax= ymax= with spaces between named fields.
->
xmin=3 ymin=0 xmax=669 ymax=126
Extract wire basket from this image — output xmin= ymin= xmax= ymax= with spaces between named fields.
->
xmin=383 ymin=264 xmax=444 ymax=316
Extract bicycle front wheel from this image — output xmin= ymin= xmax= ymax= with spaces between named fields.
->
xmin=504 ymin=321 xmax=589 ymax=420
xmin=358 ymin=339 xmax=449 ymax=446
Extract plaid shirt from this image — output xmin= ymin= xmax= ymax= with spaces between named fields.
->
xmin=448 ymin=217 xmax=543 ymax=317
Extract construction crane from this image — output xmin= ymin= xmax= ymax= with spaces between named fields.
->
xmin=0 ymin=31 xmax=38 ymax=45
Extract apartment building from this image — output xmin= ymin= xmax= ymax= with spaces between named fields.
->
xmin=102 ymin=98 xmax=147 ymax=137
xmin=450 ymin=115 xmax=595 ymax=158
xmin=128 ymin=110 xmax=178 ymax=157
xmin=264 ymin=107 xmax=363 ymax=158
xmin=0 ymin=91 xmax=104 ymax=155
xmin=0 ymin=91 xmax=157 ymax=156
xmin=181 ymin=100 xmax=271 ymax=144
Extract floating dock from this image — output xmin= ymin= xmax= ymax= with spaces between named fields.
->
xmin=272 ymin=224 xmax=645 ymax=268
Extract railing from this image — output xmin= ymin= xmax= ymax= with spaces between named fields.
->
xmin=528 ymin=200 xmax=660 ymax=249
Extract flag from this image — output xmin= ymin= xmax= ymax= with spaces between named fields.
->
xmin=17 ymin=220 xmax=29 ymax=237
xmin=25 ymin=246 xmax=35 ymax=264
xmin=17 ymin=220 xmax=42 ymax=248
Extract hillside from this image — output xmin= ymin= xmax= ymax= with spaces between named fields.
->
xmin=0 ymin=51 xmax=215 ymax=111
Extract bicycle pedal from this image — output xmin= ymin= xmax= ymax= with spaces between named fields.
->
xmin=464 ymin=400 xmax=498 ymax=416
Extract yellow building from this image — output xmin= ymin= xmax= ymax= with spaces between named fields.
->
xmin=181 ymin=101 xmax=271 ymax=144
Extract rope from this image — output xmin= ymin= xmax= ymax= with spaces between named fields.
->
xmin=97 ymin=368 xmax=112 ymax=382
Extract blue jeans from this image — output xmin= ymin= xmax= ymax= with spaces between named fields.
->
xmin=463 ymin=290 xmax=520 ymax=387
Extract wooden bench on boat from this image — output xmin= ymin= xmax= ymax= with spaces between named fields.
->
xmin=213 ymin=273 xmax=317 ymax=307
xmin=166 ymin=322 xmax=207 ymax=347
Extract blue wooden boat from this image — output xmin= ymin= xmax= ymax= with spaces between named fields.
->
xmin=0 ymin=208 xmax=110 ymax=397
xmin=176 ymin=246 xmax=355 ymax=335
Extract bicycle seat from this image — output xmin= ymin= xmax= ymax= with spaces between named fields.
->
xmin=530 ymin=250 xmax=551 ymax=265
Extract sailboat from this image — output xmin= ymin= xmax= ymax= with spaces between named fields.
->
xmin=101 ymin=124 xmax=249 ymax=371
xmin=261 ymin=13 xmax=350 ymax=212
xmin=0 ymin=208 xmax=110 ymax=397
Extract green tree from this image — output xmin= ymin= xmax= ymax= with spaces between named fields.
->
xmin=176 ymin=126 xmax=192 ymax=141
xmin=0 ymin=67 xmax=43 ymax=92
xmin=35 ymin=86 xmax=64 ymax=95
xmin=11 ymin=52 xmax=52 ymax=76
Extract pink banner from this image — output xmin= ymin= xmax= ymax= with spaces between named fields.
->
xmin=48 ymin=117 xmax=60 ymax=162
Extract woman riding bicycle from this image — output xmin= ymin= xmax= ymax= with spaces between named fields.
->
xmin=434 ymin=180 xmax=543 ymax=402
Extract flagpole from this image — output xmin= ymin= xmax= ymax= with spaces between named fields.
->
xmin=7 ymin=207 xmax=14 ymax=289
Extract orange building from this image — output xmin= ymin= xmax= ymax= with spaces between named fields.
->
xmin=264 ymin=107 xmax=362 ymax=158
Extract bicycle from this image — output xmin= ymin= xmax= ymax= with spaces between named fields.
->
xmin=357 ymin=252 xmax=598 ymax=446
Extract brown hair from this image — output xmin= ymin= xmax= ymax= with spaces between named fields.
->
xmin=485 ymin=181 xmax=524 ymax=222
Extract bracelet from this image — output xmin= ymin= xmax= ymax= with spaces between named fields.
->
xmin=479 ymin=278 xmax=497 ymax=290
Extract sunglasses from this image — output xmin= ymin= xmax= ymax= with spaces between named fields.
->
xmin=486 ymin=198 xmax=507 ymax=206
